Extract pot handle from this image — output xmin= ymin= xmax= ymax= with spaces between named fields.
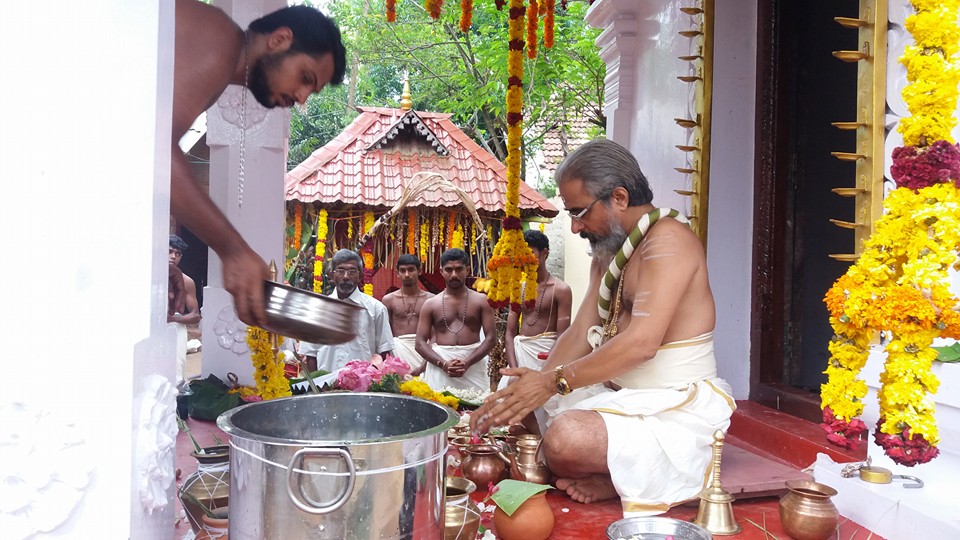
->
xmin=286 ymin=447 xmax=356 ymax=515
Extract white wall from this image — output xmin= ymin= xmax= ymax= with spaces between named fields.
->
xmin=582 ymin=0 xmax=757 ymax=398
xmin=0 ymin=1 xmax=175 ymax=538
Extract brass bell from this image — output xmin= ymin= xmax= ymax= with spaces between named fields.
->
xmin=692 ymin=430 xmax=742 ymax=535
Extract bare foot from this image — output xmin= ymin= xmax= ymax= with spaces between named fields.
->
xmin=556 ymin=475 xmax=619 ymax=504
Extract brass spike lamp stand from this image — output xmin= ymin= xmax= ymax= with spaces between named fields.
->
xmin=692 ymin=430 xmax=742 ymax=535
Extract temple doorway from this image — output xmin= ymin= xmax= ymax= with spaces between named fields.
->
xmin=751 ymin=0 xmax=862 ymax=420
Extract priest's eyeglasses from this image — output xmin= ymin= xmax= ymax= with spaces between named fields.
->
xmin=567 ymin=197 xmax=603 ymax=224
xmin=333 ymin=268 xmax=360 ymax=277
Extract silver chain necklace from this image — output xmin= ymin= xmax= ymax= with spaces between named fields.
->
xmin=238 ymin=35 xmax=248 ymax=208
xmin=441 ymin=290 xmax=469 ymax=344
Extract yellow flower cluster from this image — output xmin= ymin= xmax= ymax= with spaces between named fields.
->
xmin=900 ymin=0 xmax=960 ymax=146
xmin=419 ymin=219 xmax=430 ymax=264
xmin=246 ymin=327 xmax=291 ymax=400
xmin=453 ymin=223 xmax=465 ymax=250
xmin=400 ymin=377 xmax=460 ymax=409
xmin=314 ymin=209 xmax=328 ymax=294
xmin=823 ymin=1 xmax=960 ymax=458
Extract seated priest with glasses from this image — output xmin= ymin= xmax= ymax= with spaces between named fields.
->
xmin=297 ymin=249 xmax=394 ymax=373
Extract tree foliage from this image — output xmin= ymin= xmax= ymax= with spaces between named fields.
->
xmin=288 ymin=0 xmax=605 ymax=175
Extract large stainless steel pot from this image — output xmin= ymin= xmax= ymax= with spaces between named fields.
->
xmin=218 ymin=393 xmax=459 ymax=539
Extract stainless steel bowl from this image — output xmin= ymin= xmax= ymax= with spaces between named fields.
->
xmin=261 ymin=281 xmax=362 ymax=344
xmin=606 ymin=517 xmax=712 ymax=540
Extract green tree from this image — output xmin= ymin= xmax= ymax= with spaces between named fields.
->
xmin=288 ymin=0 xmax=604 ymax=171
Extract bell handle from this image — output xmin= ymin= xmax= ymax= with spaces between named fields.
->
xmin=286 ymin=447 xmax=356 ymax=515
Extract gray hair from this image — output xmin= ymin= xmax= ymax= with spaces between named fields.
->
xmin=331 ymin=249 xmax=363 ymax=271
xmin=554 ymin=139 xmax=653 ymax=206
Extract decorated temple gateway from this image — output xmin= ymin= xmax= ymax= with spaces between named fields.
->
xmin=6 ymin=0 xmax=960 ymax=538
xmin=283 ymin=83 xmax=557 ymax=298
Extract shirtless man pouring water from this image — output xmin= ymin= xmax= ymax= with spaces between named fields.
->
xmin=173 ymin=0 xmax=345 ymax=325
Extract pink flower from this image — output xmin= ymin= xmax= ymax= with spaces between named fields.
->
xmin=337 ymin=368 xmax=373 ymax=392
xmin=381 ymin=355 xmax=412 ymax=377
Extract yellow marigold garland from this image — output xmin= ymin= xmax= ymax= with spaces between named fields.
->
xmin=419 ymin=218 xmax=430 ymax=265
xmin=453 ymin=223 xmax=465 ymax=250
xmin=486 ymin=0 xmax=538 ymax=311
xmin=314 ymin=209 xmax=329 ymax=293
xmin=246 ymin=327 xmax=292 ymax=400
xmin=400 ymin=377 xmax=460 ymax=409
xmin=821 ymin=0 xmax=960 ymax=466
xmin=294 ymin=204 xmax=303 ymax=256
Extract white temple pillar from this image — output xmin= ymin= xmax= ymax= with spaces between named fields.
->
xmin=202 ymin=0 xmax=290 ymax=385
xmin=0 ymin=2 xmax=175 ymax=538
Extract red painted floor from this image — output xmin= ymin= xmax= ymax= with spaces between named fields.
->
xmin=174 ymin=416 xmax=884 ymax=539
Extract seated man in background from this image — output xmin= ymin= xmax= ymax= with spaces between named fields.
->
xmin=382 ymin=254 xmax=434 ymax=376
xmin=416 ymin=248 xmax=496 ymax=392
xmin=498 ymin=229 xmax=572 ymax=434
xmin=298 ymin=249 xmax=394 ymax=372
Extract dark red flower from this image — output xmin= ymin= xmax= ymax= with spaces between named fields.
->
xmin=890 ymin=140 xmax=960 ymax=190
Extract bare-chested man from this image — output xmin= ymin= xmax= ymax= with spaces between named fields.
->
xmin=471 ymin=139 xmax=735 ymax=517
xmin=382 ymin=254 xmax=434 ymax=376
xmin=416 ymin=249 xmax=496 ymax=392
xmin=173 ymin=0 xmax=345 ymax=326
xmin=498 ymin=229 xmax=572 ymax=433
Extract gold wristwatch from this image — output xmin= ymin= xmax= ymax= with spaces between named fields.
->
xmin=555 ymin=365 xmax=572 ymax=395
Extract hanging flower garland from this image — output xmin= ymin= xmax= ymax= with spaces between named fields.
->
xmin=313 ymin=209 xmax=329 ymax=293
xmin=363 ymin=211 xmax=376 ymax=296
xmin=407 ymin=209 xmax=418 ymax=255
xmin=453 ymin=222 xmax=465 ymax=250
xmin=460 ymin=0 xmax=473 ymax=32
xmin=820 ymin=0 xmax=960 ymax=466
xmin=543 ymin=0 xmax=555 ymax=49
xmin=245 ymin=327 xmax=291 ymax=400
xmin=486 ymin=0 xmax=538 ymax=310
xmin=419 ymin=217 xmax=430 ymax=265
xmin=386 ymin=0 xmax=397 ymax=22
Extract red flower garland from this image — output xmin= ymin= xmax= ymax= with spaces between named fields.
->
xmin=460 ymin=0 xmax=473 ymax=32
xmin=890 ymin=140 xmax=960 ymax=190
xmin=543 ymin=0 xmax=555 ymax=49
xmin=821 ymin=407 xmax=868 ymax=450
xmin=874 ymin=421 xmax=940 ymax=467
xmin=526 ymin=0 xmax=539 ymax=59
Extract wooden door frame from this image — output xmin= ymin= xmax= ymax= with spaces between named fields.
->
xmin=749 ymin=0 xmax=823 ymax=421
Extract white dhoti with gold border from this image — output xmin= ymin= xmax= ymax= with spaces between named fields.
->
xmin=423 ymin=343 xmax=490 ymax=392
xmin=392 ymin=334 xmax=425 ymax=373
xmin=497 ymin=332 xmax=556 ymax=431
xmin=547 ymin=332 xmax=735 ymax=517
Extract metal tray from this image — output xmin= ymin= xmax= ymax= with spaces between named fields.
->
xmin=261 ymin=281 xmax=362 ymax=343
xmin=606 ymin=516 xmax=712 ymax=540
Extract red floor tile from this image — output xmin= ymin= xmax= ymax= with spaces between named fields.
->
xmin=174 ymin=417 xmax=884 ymax=540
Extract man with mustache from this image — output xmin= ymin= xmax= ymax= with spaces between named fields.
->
xmin=416 ymin=248 xmax=497 ymax=392
xmin=471 ymin=139 xmax=735 ymax=517
xmin=173 ymin=0 xmax=345 ymax=327
xmin=297 ymin=250 xmax=394 ymax=373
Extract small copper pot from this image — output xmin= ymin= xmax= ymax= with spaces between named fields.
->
xmin=778 ymin=480 xmax=839 ymax=540
xmin=460 ymin=444 xmax=509 ymax=488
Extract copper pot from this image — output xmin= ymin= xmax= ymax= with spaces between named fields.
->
xmin=509 ymin=438 xmax=551 ymax=484
xmin=778 ymin=480 xmax=839 ymax=540
xmin=460 ymin=444 xmax=509 ymax=489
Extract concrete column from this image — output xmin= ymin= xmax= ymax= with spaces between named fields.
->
xmin=0 ymin=2 xmax=175 ymax=538
xmin=202 ymin=0 xmax=290 ymax=385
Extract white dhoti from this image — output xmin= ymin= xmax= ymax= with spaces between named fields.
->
xmin=392 ymin=334 xmax=425 ymax=373
xmin=496 ymin=333 xmax=556 ymax=431
xmin=423 ymin=344 xmax=490 ymax=392
xmin=169 ymin=322 xmax=187 ymax=387
xmin=549 ymin=332 xmax=736 ymax=517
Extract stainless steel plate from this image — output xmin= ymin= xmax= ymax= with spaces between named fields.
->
xmin=261 ymin=281 xmax=362 ymax=344
xmin=606 ymin=517 xmax=712 ymax=540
